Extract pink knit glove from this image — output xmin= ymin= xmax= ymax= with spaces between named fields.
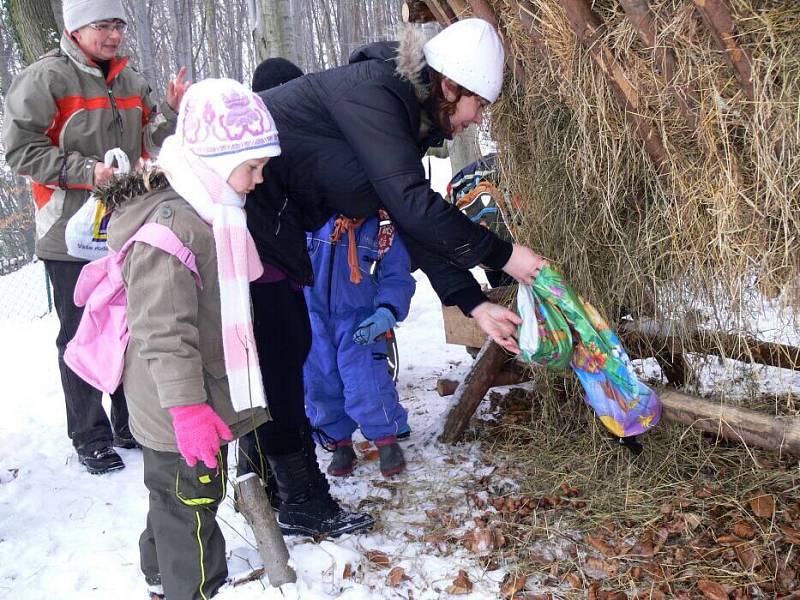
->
xmin=169 ymin=404 xmax=233 ymax=469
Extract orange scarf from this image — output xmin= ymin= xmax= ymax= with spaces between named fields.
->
xmin=330 ymin=216 xmax=366 ymax=284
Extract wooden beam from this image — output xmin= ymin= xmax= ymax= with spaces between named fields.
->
xmin=421 ymin=0 xmax=454 ymax=26
xmin=559 ymin=0 xmax=669 ymax=175
xmin=403 ymin=1 xmax=437 ymax=23
xmin=620 ymin=318 xmax=800 ymax=372
xmin=424 ymin=0 xmax=457 ymax=24
xmin=619 ymin=0 xmax=699 ymax=132
xmin=659 ymin=387 xmax=800 ymax=457
xmin=440 ymin=338 xmax=510 ymax=443
xmin=692 ymin=0 xmax=754 ymax=101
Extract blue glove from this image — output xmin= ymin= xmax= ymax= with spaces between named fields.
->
xmin=353 ymin=306 xmax=396 ymax=345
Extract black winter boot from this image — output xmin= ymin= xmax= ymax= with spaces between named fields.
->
xmin=327 ymin=439 xmax=356 ymax=477
xmin=267 ymin=450 xmax=374 ymax=537
xmin=376 ymin=436 xmax=406 ymax=477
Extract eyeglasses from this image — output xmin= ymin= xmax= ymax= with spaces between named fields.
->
xmin=88 ymin=20 xmax=127 ymax=34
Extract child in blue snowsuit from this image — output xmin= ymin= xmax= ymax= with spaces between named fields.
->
xmin=304 ymin=211 xmax=415 ymax=477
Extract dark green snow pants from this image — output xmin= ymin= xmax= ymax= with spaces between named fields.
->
xmin=140 ymin=446 xmax=228 ymax=600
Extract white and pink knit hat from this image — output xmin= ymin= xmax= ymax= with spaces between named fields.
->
xmin=174 ymin=78 xmax=281 ymax=180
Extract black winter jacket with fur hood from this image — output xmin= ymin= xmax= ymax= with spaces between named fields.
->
xmin=246 ymin=30 xmax=513 ymax=314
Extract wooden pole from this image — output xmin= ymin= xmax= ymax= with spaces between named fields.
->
xmin=618 ymin=0 xmax=699 ymax=133
xmin=440 ymin=338 xmax=510 ymax=443
xmin=692 ymin=0 xmax=754 ymax=101
xmin=620 ymin=319 xmax=800 ymax=373
xmin=559 ymin=0 xmax=669 ymax=175
xmin=234 ymin=474 xmax=296 ymax=587
xmin=658 ymin=387 xmax=800 ymax=457
xmin=422 ymin=0 xmax=457 ymax=25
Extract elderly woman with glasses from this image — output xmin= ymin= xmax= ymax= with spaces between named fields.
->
xmin=2 ymin=0 xmax=189 ymax=476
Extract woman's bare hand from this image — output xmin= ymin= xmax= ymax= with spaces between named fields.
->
xmin=470 ymin=301 xmax=521 ymax=354
xmin=502 ymin=244 xmax=548 ymax=285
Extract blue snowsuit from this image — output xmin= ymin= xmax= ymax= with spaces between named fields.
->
xmin=304 ymin=216 xmax=416 ymax=442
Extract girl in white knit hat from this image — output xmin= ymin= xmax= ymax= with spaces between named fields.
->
xmin=104 ymin=78 xmax=280 ymax=600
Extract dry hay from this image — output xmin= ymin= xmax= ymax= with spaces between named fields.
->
xmin=467 ymin=386 xmax=799 ymax=598
xmin=485 ymin=0 xmax=800 ymax=399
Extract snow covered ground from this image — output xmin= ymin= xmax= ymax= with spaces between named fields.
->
xmin=0 ymin=156 xmax=524 ymax=599
xmin=0 ymin=264 xmax=525 ymax=599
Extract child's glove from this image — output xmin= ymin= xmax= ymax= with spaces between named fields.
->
xmin=169 ymin=404 xmax=233 ymax=469
xmin=353 ymin=306 xmax=396 ymax=345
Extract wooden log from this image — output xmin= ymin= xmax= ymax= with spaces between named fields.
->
xmin=440 ymin=338 xmax=510 ymax=443
xmin=618 ymin=0 xmax=699 ymax=132
xmin=658 ymin=387 xmax=800 ymax=457
xmin=692 ymin=0 xmax=753 ymax=100
xmin=620 ymin=318 xmax=800 ymax=372
xmin=436 ymin=368 xmax=528 ymax=396
xmin=559 ymin=0 xmax=669 ymax=175
xmin=403 ymin=1 xmax=437 ymax=23
xmin=422 ymin=0 xmax=456 ymax=25
xmin=234 ymin=474 xmax=296 ymax=587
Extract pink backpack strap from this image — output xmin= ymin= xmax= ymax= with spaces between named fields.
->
xmin=121 ymin=222 xmax=203 ymax=288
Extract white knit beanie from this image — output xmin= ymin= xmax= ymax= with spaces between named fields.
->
xmin=174 ymin=78 xmax=281 ymax=181
xmin=63 ymin=0 xmax=127 ymax=33
xmin=423 ymin=18 xmax=505 ymax=103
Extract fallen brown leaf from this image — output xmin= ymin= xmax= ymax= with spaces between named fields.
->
xmin=585 ymin=534 xmax=615 ymax=557
xmin=387 ymin=566 xmax=409 ymax=587
xmin=564 ymin=572 xmax=582 ymax=589
xmin=444 ymin=569 xmax=473 ymax=595
xmin=355 ymin=441 xmax=372 ymax=452
xmin=500 ymin=572 xmax=527 ymax=598
xmin=362 ymin=448 xmax=380 ymax=462
xmin=697 ymin=579 xmax=728 ymax=600
xmin=584 ymin=557 xmax=618 ymax=580
xmin=732 ymin=521 xmax=756 ymax=540
xmin=780 ymin=524 xmax=800 ymax=545
xmin=735 ymin=545 xmax=761 ymax=571
xmin=695 ymin=485 xmax=714 ymax=499
xmin=342 ymin=563 xmax=353 ymax=579
xmin=749 ymin=493 xmax=776 ymax=519
xmin=365 ymin=550 xmax=390 ymax=567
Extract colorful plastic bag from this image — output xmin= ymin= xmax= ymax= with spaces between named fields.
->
xmin=518 ymin=266 xmax=662 ymax=437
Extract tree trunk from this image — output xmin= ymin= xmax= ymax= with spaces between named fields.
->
xmin=173 ymin=0 xmax=194 ymax=79
xmin=5 ymin=0 xmax=60 ymax=66
xmin=204 ymin=0 xmax=220 ymax=77
xmin=234 ymin=474 xmax=297 ymax=587
xmin=249 ymin=0 xmax=299 ymax=65
xmin=131 ymin=0 xmax=158 ymax=89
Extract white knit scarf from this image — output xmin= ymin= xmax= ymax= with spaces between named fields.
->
xmin=158 ymin=136 xmax=267 ymax=413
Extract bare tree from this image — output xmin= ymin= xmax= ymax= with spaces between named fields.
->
xmin=248 ymin=0 xmax=298 ymax=64
xmin=4 ymin=0 xmax=60 ymax=66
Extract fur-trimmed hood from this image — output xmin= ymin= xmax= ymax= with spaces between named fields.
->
xmin=94 ymin=169 xmax=169 ymax=212
xmin=348 ymin=25 xmax=431 ymax=104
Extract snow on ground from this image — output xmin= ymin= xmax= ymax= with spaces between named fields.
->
xmin=0 ymin=261 xmax=516 ymax=599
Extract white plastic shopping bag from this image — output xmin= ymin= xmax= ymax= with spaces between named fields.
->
xmin=516 ymin=283 xmax=540 ymax=362
xmin=65 ymin=148 xmax=130 ymax=260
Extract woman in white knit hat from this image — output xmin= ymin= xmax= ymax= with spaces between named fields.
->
xmin=104 ymin=78 xmax=282 ymax=600
xmin=242 ymin=19 xmax=548 ymax=528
